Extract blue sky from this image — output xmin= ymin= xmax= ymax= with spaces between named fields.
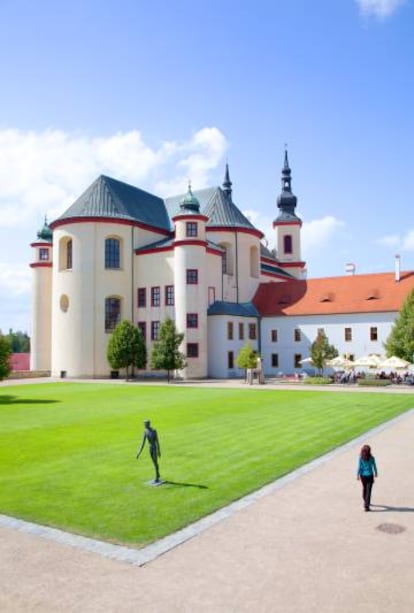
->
xmin=0 ymin=0 xmax=413 ymax=333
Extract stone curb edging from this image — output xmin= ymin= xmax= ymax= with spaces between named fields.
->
xmin=1 ymin=408 xmax=413 ymax=567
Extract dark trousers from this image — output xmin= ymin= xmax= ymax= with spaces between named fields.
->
xmin=361 ymin=475 xmax=374 ymax=509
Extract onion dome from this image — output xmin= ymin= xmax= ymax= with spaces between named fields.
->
xmin=180 ymin=181 xmax=200 ymax=213
xmin=36 ymin=216 xmax=53 ymax=242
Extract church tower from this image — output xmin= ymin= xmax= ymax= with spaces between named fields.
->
xmin=273 ymin=149 xmax=306 ymax=279
xmin=30 ymin=217 xmax=53 ymax=371
xmin=172 ymin=183 xmax=209 ymax=378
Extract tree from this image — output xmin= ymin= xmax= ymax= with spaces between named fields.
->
xmin=385 ymin=289 xmax=414 ymax=361
xmin=236 ymin=343 xmax=258 ymax=381
xmin=150 ymin=317 xmax=186 ymax=382
xmin=5 ymin=329 xmax=30 ymax=353
xmin=0 ymin=334 xmax=12 ymax=380
xmin=107 ymin=320 xmax=146 ymax=380
xmin=310 ymin=331 xmax=338 ymax=374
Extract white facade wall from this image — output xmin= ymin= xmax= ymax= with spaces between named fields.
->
xmin=207 ymin=230 xmax=261 ymax=303
xmin=30 ymin=265 xmax=52 ymax=371
xmin=260 ymin=312 xmax=398 ymax=376
xmin=51 ymin=222 xmax=134 ymax=378
xmin=276 ymin=222 xmax=301 ymax=262
xmin=174 ymin=241 xmax=207 ymax=378
xmin=207 ymin=315 xmax=259 ymax=378
xmin=206 ymin=251 xmax=223 ymax=304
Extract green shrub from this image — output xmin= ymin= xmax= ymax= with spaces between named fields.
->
xmin=306 ymin=376 xmax=333 ymax=385
xmin=357 ymin=378 xmax=392 ymax=387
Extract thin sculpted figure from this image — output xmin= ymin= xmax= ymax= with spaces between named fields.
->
xmin=136 ymin=420 xmax=161 ymax=483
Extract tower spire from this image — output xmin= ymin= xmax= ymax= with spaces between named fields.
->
xmin=222 ymin=162 xmax=232 ymax=198
xmin=277 ymin=147 xmax=297 ymax=215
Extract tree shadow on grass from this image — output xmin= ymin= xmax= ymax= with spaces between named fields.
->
xmin=0 ymin=394 xmax=59 ymax=405
xmin=162 ymin=480 xmax=209 ymax=490
xmin=370 ymin=504 xmax=414 ymax=513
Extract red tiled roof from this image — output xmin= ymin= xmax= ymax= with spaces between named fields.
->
xmin=253 ymin=271 xmax=414 ymax=317
xmin=10 ymin=353 xmax=30 ymax=371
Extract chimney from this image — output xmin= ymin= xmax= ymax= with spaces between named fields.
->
xmin=395 ymin=254 xmax=401 ymax=282
xmin=345 ymin=263 xmax=356 ymax=276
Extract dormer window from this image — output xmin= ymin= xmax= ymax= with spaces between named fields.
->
xmin=39 ymin=248 xmax=49 ymax=261
xmin=320 ymin=292 xmax=334 ymax=302
xmin=186 ymin=222 xmax=197 ymax=237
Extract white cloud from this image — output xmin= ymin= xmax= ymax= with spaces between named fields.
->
xmin=355 ymin=0 xmax=407 ymax=19
xmin=402 ymin=230 xmax=414 ymax=250
xmin=376 ymin=229 xmax=414 ymax=251
xmin=0 ymin=263 xmax=31 ymax=296
xmin=302 ymin=216 xmax=346 ymax=253
xmin=376 ymin=234 xmax=400 ymax=248
xmin=0 ymin=127 xmax=228 ymax=228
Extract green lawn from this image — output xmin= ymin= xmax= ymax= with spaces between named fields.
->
xmin=1 ymin=383 xmax=413 ymax=546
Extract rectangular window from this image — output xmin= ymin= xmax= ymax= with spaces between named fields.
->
xmin=186 ymin=222 xmax=198 ymax=237
xmin=271 ymin=329 xmax=278 ymax=342
xmin=39 ymin=248 xmax=49 ymax=261
xmin=165 ymin=285 xmax=174 ymax=306
xmin=294 ymin=328 xmax=301 ymax=342
xmin=105 ymin=297 xmax=121 ymax=332
xmin=66 ymin=240 xmax=73 ymax=270
xmin=239 ymin=322 xmax=244 ymax=340
xmin=105 ymin=238 xmax=120 ymax=269
xmin=187 ymin=343 xmax=199 ymax=358
xmin=370 ymin=327 xmax=378 ymax=341
xmin=151 ymin=321 xmax=160 ymax=341
xmin=271 ymin=353 xmax=279 ymax=368
xmin=187 ymin=313 xmax=198 ymax=328
xmin=186 ymin=269 xmax=198 ymax=284
xmin=228 ymin=351 xmax=234 ymax=369
xmin=227 ymin=321 xmax=234 ymax=340
xmin=151 ymin=286 xmax=160 ymax=307
xmin=138 ymin=321 xmax=146 ymax=341
xmin=294 ymin=354 xmax=302 ymax=368
xmin=248 ymin=323 xmax=257 ymax=340
xmin=137 ymin=288 xmax=146 ymax=308
xmin=208 ymin=286 xmax=215 ymax=305
xmin=284 ymin=235 xmax=292 ymax=254
xmin=345 ymin=327 xmax=352 ymax=342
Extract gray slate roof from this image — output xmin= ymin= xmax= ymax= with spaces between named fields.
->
xmin=55 ymin=176 xmax=260 ymax=235
xmin=56 ymin=175 xmax=171 ymax=231
xmin=165 ymin=186 xmax=257 ymax=231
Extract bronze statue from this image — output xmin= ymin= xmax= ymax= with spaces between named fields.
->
xmin=136 ymin=420 xmax=161 ymax=483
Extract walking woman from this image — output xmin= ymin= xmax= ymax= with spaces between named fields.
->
xmin=357 ymin=444 xmax=378 ymax=511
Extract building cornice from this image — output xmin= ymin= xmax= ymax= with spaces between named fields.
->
xmin=50 ymin=216 xmax=171 ymax=236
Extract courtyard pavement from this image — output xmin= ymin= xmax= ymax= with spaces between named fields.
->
xmin=1 ymin=379 xmax=414 ymax=612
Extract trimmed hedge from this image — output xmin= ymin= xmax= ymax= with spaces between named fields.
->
xmin=305 ymin=376 xmax=333 ymax=385
xmin=357 ymin=378 xmax=392 ymax=387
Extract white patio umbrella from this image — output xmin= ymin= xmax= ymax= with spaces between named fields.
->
xmin=299 ymin=357 xmax=314 ymax=365
xmin=379 ymin=356 xmax=411 ymax=370
xmin=353 ymin=354 xmax=384 ymax=369
xmin=326 ymin=356 xmax=354 ymax=369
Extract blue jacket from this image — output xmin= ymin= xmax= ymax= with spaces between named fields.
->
xmin=357 ymin=456 xmax=378 ymax=478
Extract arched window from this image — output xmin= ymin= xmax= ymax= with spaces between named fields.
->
xmin=105 ymin=237 xmax=121 ymax=269
xmin=220 ymin=242 xmax=233 ymax=275
xmin=105 ymin=296 xmax=121 ymax=332
xmin=59 ymin=237 xmax=73 ymax=270
xmin=249 ymin=245 xmax=259 ymax=278
xmin=283 ymin=235 xmax=293 ymax=255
